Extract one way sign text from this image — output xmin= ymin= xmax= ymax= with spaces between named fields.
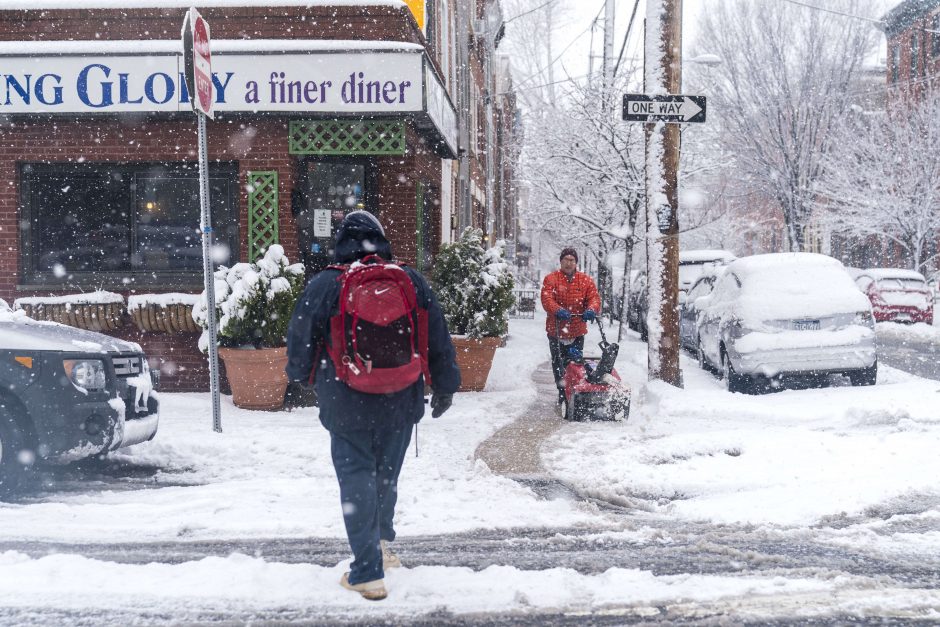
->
xmin=622 ymin=94 xmax=707 ymax=124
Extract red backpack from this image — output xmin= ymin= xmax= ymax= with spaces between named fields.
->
xmin=326 ymin=255 xmax=431 ymax=394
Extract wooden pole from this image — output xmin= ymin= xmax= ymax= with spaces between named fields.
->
xmin=645 ymin=0 xmax=683 ymax=387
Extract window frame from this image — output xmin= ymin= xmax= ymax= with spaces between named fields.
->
xmin=892 ymin=43 xmax=901 ymax=83
xmin=18 ymin=160 xmax=240 ymax=290
xmin=933 ymin=15 xmax=940 ymax=57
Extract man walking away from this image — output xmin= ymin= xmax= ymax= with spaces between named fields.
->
xmin=541 ymin=247 xmax=601 ymax=403
xmin=286 ymin=210 xmax=461 ymax=600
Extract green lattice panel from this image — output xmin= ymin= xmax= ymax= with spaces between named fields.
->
xmin=289 ymin=120 xmax=406 ymax=156
xmin=247 ymin=171 xmax=279 ymax=262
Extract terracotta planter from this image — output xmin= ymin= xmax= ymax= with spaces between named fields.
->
xmin=451 ymin=336 xmax=501 ymax=392
xmin=218 ymin=346 xmax=289 ymax=410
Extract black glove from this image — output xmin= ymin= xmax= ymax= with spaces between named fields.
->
xmin=430 ymin=393 xmax=453 ymax=418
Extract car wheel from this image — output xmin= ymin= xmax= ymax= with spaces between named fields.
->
xmin=721 ymin=350 xmax=748 ymax=394
xmin=0 ymin=413 xmax=33 ymax=500
xmin=849 ymin=361 xmax=877 ymax=387
xmin=697 ymin=339 xmax=709 ymax=371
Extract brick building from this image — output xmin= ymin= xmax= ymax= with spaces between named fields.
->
xmin=0 ymin=0 xmax=516 ymax=392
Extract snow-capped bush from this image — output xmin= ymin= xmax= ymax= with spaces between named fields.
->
xmin=193 ymin=245 xmax=305 ymax=351
xmin=432 ymin=227 xmax=515 ymax=338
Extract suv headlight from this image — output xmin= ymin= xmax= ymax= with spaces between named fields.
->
xmin=63 ymin=359 xmax=107 ymax=392
xmin=853 ymin=310 xmax=874 ymax=328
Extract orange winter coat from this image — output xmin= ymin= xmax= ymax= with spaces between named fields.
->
xmin=541 ymin=270 xmax=601 ymax=339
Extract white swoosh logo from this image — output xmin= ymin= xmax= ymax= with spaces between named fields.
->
xmin=375 ymin=287 xmax=390 ymax=295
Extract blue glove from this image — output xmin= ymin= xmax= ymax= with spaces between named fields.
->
xmin=556 ymin=309 xmax=571 ymax=321
xmin=582 ymin=309 xmax=596 ymax=322
xmin=567 ymin=346 xmax=583 ymax=361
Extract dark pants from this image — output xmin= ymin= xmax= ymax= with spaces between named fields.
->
xmin=329 ymin=423 xmax=414 ymax=585
xmin=548 ymin=334 xmax=584 ymax=388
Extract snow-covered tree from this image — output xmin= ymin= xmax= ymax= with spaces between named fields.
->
xmin=695 ymin=0 xmax=880 ymax=251
xmin=521 ymin=72 xmax=647 ymax=312
xmin=817 ymin=94 xmax=940 ymax=273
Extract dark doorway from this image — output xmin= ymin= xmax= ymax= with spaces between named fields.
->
xmin=293 ymin=159 xmax=376 ymax=276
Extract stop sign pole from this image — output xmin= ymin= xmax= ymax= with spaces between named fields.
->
xmin=183 ymin=7 xmax=222 ymax=432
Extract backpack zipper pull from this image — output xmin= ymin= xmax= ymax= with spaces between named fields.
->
xmin=342 ymin=355 xmax=361 ymax=376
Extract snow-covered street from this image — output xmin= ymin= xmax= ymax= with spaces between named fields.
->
xmin=1 ymin=317 xmax=938 ymax=624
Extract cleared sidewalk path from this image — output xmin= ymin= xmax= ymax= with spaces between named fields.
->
xmin=474 ymin=362 xmax=564 ymax=475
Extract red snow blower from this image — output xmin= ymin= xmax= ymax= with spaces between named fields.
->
xmin=558 ymin=317 xmax=631 ymax=422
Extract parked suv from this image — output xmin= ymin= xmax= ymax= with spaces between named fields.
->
xmin=0 ymin=303 xmax=159 ymax=497
xmin=855 ymin=269 xmax=934 ymax=325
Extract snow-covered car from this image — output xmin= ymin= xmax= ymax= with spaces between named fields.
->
xmin=855 ymin=269 xmax=934 ymax=325
xmin=679 ymin=265 xmax=726 ymax=351
xmin=694 ymin=253 xmax=876 ymax=393
xmin=0 ymin=302 xmax=159 ymax=497
xmin=679 ymin=249 xmax=736 ymax=294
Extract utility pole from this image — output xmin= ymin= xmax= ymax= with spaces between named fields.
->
xmin=602 ymin=0 xmax=616 ymax=99
xmin=644 ymin=0 xmax=683 ymax=387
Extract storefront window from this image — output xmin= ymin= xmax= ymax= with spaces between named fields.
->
xmin=20 ymin=162 xmax=238 ymax=287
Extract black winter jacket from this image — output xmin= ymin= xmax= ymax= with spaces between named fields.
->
xmin=285 ymin=217 xmax=460 ymax=432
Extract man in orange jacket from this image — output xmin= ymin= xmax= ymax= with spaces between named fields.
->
xmin=541 ymin=247 xmax=601 ymax=402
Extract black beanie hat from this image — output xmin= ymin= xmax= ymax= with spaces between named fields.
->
xmin=559 ymin=247 xmax=579 ymax=262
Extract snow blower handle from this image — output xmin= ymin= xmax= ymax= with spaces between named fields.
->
xmin=572 ymin=313 xmax=610 ymax=348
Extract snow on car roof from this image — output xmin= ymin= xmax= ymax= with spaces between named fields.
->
xmin=727 ymin=253 xmax=870 ymax=321
xmin=679 ymin=249 xmax=736 ymax=264
xmin=861 ymin=268 xmax=927 ymax=281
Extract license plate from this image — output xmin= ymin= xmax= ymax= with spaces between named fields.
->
xmin=896 ymin=313 xmax=912 ymax=321
xmin=793 ymin=319 xmax=820 ymax=331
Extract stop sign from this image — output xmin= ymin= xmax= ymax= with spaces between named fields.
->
xmin=182 ymin=8 xmax=213 ymax=117
xmin=192 ymin=11 xmax=212 ymax=116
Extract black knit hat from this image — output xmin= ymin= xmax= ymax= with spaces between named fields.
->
xmin=559 ymin=247 xmax=579 ymax=262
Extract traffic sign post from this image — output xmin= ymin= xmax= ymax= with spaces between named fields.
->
xmin=622 ymin=94 xmax=706 ymax=124
xmin=183 ymin=7 xmax=222 ymax=433
xmin=628 ymin=0 xmax=686 ymax=389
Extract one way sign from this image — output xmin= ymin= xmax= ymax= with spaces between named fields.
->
xmin=622 ymin=94 xmax=707 ymax=124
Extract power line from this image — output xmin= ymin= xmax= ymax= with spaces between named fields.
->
xmin=504 ymin=0 xmax=557 ymax=25
xmin=613 ymin=0 xmax=642 ymax=78
xmin=775 ymin=0 xmax=883 ymax=25
xmin=514 ymin=1 xmax=606 ymax=90
xmin=497 ymin=73 xmax=591 ymax=98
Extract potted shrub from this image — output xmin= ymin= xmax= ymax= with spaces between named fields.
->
xmin=432 ymin=228 xmax=515 ymax=392
xmin=192 ymin=245 xmax=305 ymax=410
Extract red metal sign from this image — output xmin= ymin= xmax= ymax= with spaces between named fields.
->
xmin=192 ymin=10 xmax=213 ymax=117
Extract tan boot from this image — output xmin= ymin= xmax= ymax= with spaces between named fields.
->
xmin=340 ymin=572 xmax=387 ymax=601
xmin=381 ymin=540 xmax=402 ymax=569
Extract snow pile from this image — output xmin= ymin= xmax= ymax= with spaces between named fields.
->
xmin=542 ymin=345 xmax=940 ymax=527
xmin=0 ymin=550 xmax=867 ymax=621
xmin=876 ymin=321 xmax=940 ymax=343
